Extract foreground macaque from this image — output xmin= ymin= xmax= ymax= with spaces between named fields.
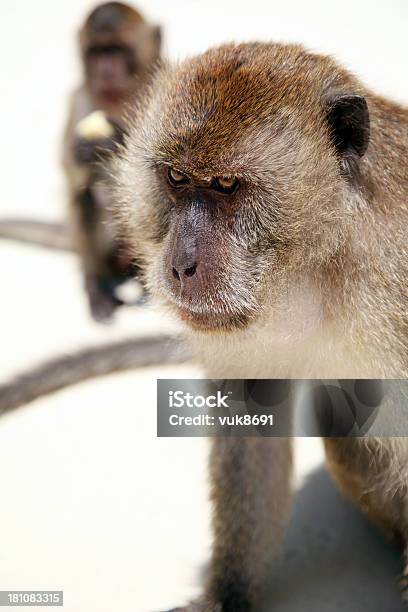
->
xmin=62 ymin=1 xmax=161 ymax=321
xmin=114 ymin=43 xmax=408 ymax=610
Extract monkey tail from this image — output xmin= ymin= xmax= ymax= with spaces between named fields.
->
xmin=0 ymin=219 xmax=71 ymax=251
xmin=0 ymin=334 xmax=190 ymax=415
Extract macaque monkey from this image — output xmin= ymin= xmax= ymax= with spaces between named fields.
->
xmin=62 ymin=2 xmax=161 ymax=321
xmin=112 ymin=42 xmax=408 ymax=610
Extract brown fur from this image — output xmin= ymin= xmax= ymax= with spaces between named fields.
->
xmin=62 ymin=2 xmax=161 ymax=321
xmin=114 ymin=42 xmax=408 ymax=610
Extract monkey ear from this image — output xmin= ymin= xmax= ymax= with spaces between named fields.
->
xmin=325 ymin=94 xmax=370 ymax=160
xmin=152 ymin=25 xmax=162 ymax=50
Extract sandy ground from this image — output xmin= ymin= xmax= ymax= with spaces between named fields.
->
xmin=0 ymin=1 xmax=408 ymax=611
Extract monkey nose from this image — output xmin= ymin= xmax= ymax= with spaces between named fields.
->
xmin=172 ymin=262 xmax=198 ymax=281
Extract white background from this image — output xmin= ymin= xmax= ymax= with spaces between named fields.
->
xmin=0 ymin=1 xmax=407 ymax=611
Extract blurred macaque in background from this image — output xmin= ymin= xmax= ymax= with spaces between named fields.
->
xmin=62 ymin=2 xmax=162 ymax=322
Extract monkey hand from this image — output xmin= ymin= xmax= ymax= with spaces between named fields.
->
xmin=73 ymin=134 xmax=117 ymax=165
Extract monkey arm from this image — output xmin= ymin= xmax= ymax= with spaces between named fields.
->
xmin=175 ymin=437 xmax=293 ymax=612
xmin=66 ymin=109 xmax=132 ymax=323
xmin=0 ymin=334 xmax=189 ymax=415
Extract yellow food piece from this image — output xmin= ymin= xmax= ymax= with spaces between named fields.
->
xmin=75 ymin=110 xmax=115 ymax=140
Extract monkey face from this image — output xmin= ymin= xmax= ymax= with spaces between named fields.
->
xmin=160 ymin=168 xmax=263 ymax=331
xmin=81 ymin=3 xmax=162 ymax=108
xmin=116 ymin=43 xmax=370 ymax=333
xmin=86 ymin=46 xmax=134 ymax=102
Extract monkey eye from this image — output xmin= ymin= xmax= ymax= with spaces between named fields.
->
xmin=212 ymin=176 xmax=240 ymax=195
xmin=167 ymin=167 xmax=190 ymax=187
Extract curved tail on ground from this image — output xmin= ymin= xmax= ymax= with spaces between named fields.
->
xmin=0 ymin=334 xmax=190 ymax=415
xmin=0 ymin=219 xmax=71 ymax=251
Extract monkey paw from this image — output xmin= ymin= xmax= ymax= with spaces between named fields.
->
xmin=163 ymin=598 xmax=222 ymax=612
xmin=400 ymin=571 xmax=408 ymax=605
xmin=87 ymin=283 xmax=123 ymax=323
xmin=89 ymin=293 xmax=116 ymax=323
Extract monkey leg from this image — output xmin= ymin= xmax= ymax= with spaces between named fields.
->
xmin=85 ymin=274 xmax=124 ymax=322
xmin=324 ymin=439 xmax=405 ymax=537
xmin=165 ymin=437 xmax=292 ymax=612
xmin=325 ymin=438 xmax=408 ymax=604
xmin=400 ymin=548 xmax=408 ymax=604
xmin=399 ymin=516 xmax=408 ymax=604
xmin=70 ymin=187 xmax=121 ymax=322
